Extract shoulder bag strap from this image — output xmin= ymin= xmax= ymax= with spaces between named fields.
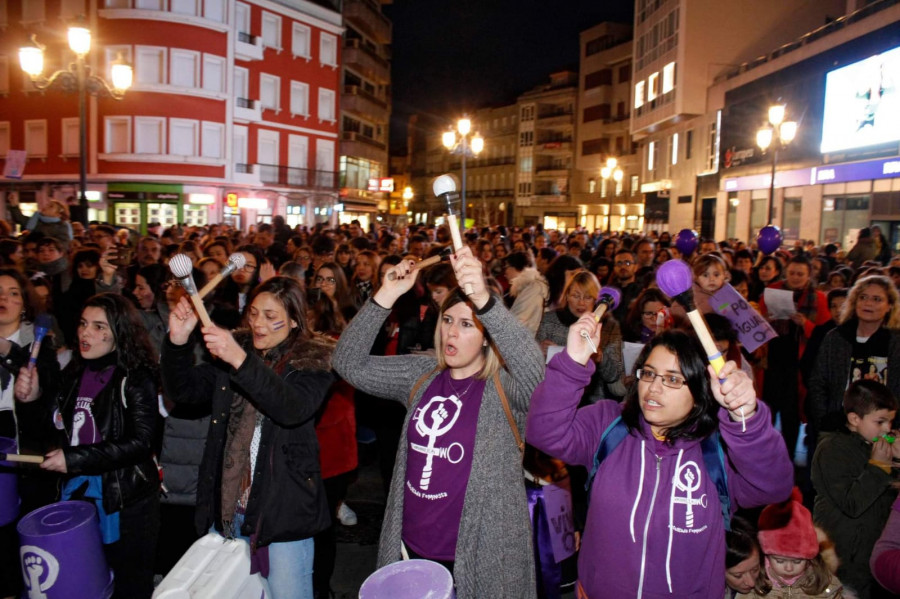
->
xmin=493 ymin=370 xmax=524 ymax=456
xmin=407 ymin=367 xmax=441 ymax=408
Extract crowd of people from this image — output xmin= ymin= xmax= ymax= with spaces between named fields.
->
xmin=1 ymin=201 xmax=900 ymax=599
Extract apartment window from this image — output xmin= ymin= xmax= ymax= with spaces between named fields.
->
xmin=706 ymin=116 xmax=720 ymax=172
xmin=170 ymin=49 xmax=200 ymax=88
xmin=671 ymin=133 xmax=679 ymax=165
xmin=292 ymin=23 xmax=311 ymax=59
xmin=260 ymin=74 xmax=280 ymax=111
xmin=662 ymin=62 xmax=676 ymax=94
xmin=59 ymin=0 xmax=84 ymax=18
xmin=61 ymin=118 xmax=79 ymax=156
xmin=581 ymin=138 xmax=609 ymax=156
xmin=519 ymin=156 xmax=532 ymax=173
xmin=584 ymin=69 xmax=612 ymax=90
xmin=235 ymin=2 xmax=250 ymax=35
xmin=104 ymin=46 xmax=132 ymax=84
xmin=618 ymin=65 xmax=631 ymax=83
xmin=290 ymin=81 xmax=309 ymax=117
xmin=0 ymin=1 xmax=7 ymax=28
xmin=588 ymin=179 xmax=596 ymax=194
xmin=520 ymin=105 xmax=534 ymax=121
xmin=202 ymin=54 xmax=225 ymax=93
xmin=170 ymin=0 xmax=199 ymax=15
xmin=0 ymin=56 xmax=8 ymax=94
xmin=583 ymin=104 xmax=611 ymax=123
xmin=647 ymin=140 xmax=656 ymax=172
xmin=320 ymin=33 xmax=337 ymax=67
xmin=24 ymin=120 xmax=47 ymax=157
xmin=21 ymin=0 xmax=45 ymax=23
xmin=631 ymin=175 xmax=639 ymax=197
xmin=317 ymin=88 xmax=335 ymax=122
xmin=135 ymin=0 xmax=163 ymax=7
xmin=647 ymin=72 xmax=659 ymax=101
xmin=170 ymin=118 xmax=199 ymax=156
xmin=201 ymin=121 xmax=224 ymax=158
xmin=634 ymin=81 xmax=644 ymax=108
xmin=104 ymin=116 xmax=131 ymax=154
xmin=135 ymin=47 xmax=166 ymax=85
xmin=204 ymin=0 xmax=226 ymax=22
xmin=135 ymin=117 xmax=165 ymax=154
xmin=234 ymin=66 xmax=249 ymax=100
xmin=261 ymin=12 xmax=282 ymax=50
xmin=686 ymin=129 xmax=694 ymax=160
xmin=519 ymin=131 xmax=533 ymax=147
xmin=0 ymin=123 xmax=9 ymax=155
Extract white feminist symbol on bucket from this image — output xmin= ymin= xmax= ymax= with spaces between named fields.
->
xmin=672 ymin=461 xmax=707 ymax=528
xmin=411 ymin=395 xmax=464 ymax=490
xmin=19 ymin=545 xmax=60 ymax=599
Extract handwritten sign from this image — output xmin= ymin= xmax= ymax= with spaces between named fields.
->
xmin=542 ymin=483 xmax=576 ymax=563
xmin=3 ymin=150 xmax=26 ymax=179
xmin=710 ymin=284 xmax=777 ymax=352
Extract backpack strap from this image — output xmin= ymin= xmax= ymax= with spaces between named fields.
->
xmin=585 ymin=416 xmax=628 ymax=501
xmin=407 ymin=367 xmax=440 ymax=409
xmin=701 ymin=430 xmax=731 ymax=531
xmin=493 ymin=370 xmax=524 ymax=456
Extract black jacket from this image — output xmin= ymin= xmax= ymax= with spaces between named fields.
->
xmin=160 ymin=332 xmax=335 ymax=547
xmin=57 ymin=364 xmax=160 ymax=514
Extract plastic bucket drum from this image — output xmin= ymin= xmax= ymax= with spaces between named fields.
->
xmin=17 ymin=501 xmax=113 ymax=599
xmin=0 ymin=436 xmax=18 ymax=526
xmin=359 ymin=559 xmax=455 ymax=599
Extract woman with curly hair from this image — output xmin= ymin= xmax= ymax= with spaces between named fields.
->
xmin=16 ymin=293 xmax=160 ymax=599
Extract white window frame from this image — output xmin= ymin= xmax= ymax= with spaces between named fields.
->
xmin=647 ymin=140 xmax=656 ymax=172
xmin=104 ymin=45 xmax=133 ymax=85
xmin=134 ymin=116 xmax=166 ymax=154
xmin=235 ymin=2 xmax=250 ymax=35
xmin=170 ymin=0 xmax=199 ymax=16
xmin=104 ymin=116 xmax=131 ymax=154
xmin=202 ymin=54 xmax=226 ymax=93
xmin=234 ymin=66 xmax=249 ymax=100
xmin=671 ymin=133 xmax=679 ymax=165
xmin=647 ymin=72 xmax=659 ymax=101
xmin=292 ymin=23 xmax=311 ymax=60
xmin=0 ymin=122 xmax=10 ymax=156
xmin=260 ymin=73 xmax=281 ymax=113
xmin=203 ymin=0 xmax=227 ymax=22
xmin=319 ymin=32 xmax=337 ymax=68
xmin=317 ymin=88 xmax=335 ymax=123
xmin=261 ymin=11 xmax=282 ymax=52
xmin=201 ymin=121 xmax=224 ymax=159
xmin=135 ymin=0 xmax=164 ymax=8
xmin=24 ymin=120 xmax=47 ymax=158
xmin=290 ymin=81 xmax=309 ymax=118
xmin=134 ymin=46 xmax=166 ymax=86
xmin=662 ymin=61 xmax=676 ymax=94
xmin=61 ymin=117 xmax=80 ymax=157
xmin=169 ymin=118 xmax=199 ymax=156
xmin=170 ymin=48 xmax=201 ymax=89
xmin=634 ymin=81 xmax=644 ymax=108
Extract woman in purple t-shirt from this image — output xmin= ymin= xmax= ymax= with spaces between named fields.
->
xmin=333 ymin=246 xmax=545 ymax=599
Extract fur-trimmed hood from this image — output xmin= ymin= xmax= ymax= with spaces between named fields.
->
xmin=232 ymin=329 xmax=336 ymax=372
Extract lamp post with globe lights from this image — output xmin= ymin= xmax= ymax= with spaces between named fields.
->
xmin=442 ymin=117 xmax=484 ymax=229
xmin=19 ymin=23 xmax=133 ymax=226
xmin=756 ymin=104 xmax=798 ymax=225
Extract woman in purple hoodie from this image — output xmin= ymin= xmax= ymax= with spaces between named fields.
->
xmin=526 ymin=314 xmax=793 ymax=599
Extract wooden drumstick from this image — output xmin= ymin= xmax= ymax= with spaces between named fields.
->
xmin=0 ymin=452 xmax=44 ymax=464
xmin=386 ymin=247 xmax=452 ymax=281
xmin=198 ymin=252 xmax=247 ymax=299
xmin=169 ymin=254 xmax=213 ymax=328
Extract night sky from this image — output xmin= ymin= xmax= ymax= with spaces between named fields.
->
xmin=383 ymin=0 xmax=635 ymax=152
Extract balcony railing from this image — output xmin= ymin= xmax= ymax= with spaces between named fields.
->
xmin=238 ymin=31 xmax=256 ymax=44
xmin=258 ymin=164 xmax=338 ymax=189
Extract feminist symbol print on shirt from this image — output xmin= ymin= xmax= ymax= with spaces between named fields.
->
xmin=410 ymin=395 xmax=464 ymax=491
xmin=671 ymin=460 xmax=708 ymax=531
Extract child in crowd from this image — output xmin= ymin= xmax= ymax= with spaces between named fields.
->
xmin=811 ymin=380 xmax=899 ymax=598
xmin=736 ymin=488 xmax=843 ymax=598
xmin=693 ymin=253 xmax=730 ymax=313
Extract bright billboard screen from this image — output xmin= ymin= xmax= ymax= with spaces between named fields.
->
xmin=820 ymin=46 xmax=900 ymax=153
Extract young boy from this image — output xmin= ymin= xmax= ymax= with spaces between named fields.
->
xmin=811 ymin=380 xmax=900 ymax=598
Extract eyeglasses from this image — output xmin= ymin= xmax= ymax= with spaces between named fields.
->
xmin=859 ymin=294 xmax=887 ymax=304
xmin=615 ymin=260 xmax=634 ymax=267
xmin=315 ymin=276 xmax=336 ymax=285
xmin=240 ymin=263 xmax=257 ymax=272
xmin=636 ymin=369 xmax=686 ymax=389
xmin=567 ymin=293 xmax=593 ymax=303
xmin=641 ymin=311 xmax=658 ymax=318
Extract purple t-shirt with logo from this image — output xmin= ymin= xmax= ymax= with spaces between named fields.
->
xmin=402 ymin=370 xmax=486 ymax=561
xmin=71 ymin=367 xmax=115 ymax=446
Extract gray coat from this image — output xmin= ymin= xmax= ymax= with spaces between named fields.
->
xmin=333 ymin=298 xmax=544 ymax=599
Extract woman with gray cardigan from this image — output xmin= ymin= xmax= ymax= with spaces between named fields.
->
xmin=333 ymin=246 xmax=544 ymax=599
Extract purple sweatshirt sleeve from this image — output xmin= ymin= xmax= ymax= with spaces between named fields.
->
xmin=717 ymin=401 xmax=794 ymax=509
xmin=871 ymin=496 xmax=900 ymax=593
xmin=526 ymin=350 xmax=621 ymax=468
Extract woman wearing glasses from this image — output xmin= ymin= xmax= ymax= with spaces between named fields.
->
xmin=527 ymin=320 xmax=792 ymax=598
xmin=537 ymin=271 xmax=625 ymax=401
xmin=312 ymin=262 xmax=357 ymax=323
xmin=807 ymin=275 xmax=900 ymax=451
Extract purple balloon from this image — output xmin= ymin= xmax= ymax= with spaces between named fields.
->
xmin=757 ymin=225 xmax=783 ymax=255
xmin=675 ymin=229 xmax=699 ymax=257
xmin=656 ymin=259 xmax=694 ymax=297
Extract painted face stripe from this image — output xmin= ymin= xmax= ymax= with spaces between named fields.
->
xmin=272 ymin=320 xmax=286 ymax=331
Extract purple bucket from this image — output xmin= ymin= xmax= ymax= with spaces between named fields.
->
xmin=359 ymin=559 xmax=455 ymax=599
xmin=0 ymin=436 xmax=19 ymax=526
xmin=17 ymin=501 xmax=113 ymax=599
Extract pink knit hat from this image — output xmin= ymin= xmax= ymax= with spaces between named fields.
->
xmin=757 ymin=488 xmax=819 ymax=560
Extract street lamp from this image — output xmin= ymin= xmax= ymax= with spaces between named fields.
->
xmin=756 ymin=104 xmax=797 ymax=225
xmin=442 ymin=117 xmax=484 ymax=229
xmin=19 ymin=23 xmax=133 ymax=226
xmin=600 ymin=157 xmax=624 ymax=234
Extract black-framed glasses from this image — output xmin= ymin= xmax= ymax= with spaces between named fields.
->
xmin=316 ymin=276 xmax=336 ymax=285
xmin=240 ymin=263 xmax=258 ymax=272
xmin=636 ymin=369 xmax=686 ymax=389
